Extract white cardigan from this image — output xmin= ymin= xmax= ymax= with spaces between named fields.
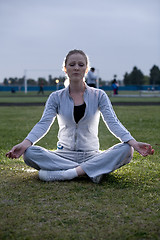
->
xmin=26 ymin=84 xmax=134 ymax=151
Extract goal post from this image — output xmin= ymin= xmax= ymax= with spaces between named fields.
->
xmin=23 ymin=69 xmax=64 ymax=94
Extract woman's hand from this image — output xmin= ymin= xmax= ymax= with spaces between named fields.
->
xmin=6 ymin=139 xmax=32 ymax=159
xmin=128 ymin=139 xmax=154 ymax=156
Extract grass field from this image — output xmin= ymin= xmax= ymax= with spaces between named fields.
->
xmin=0 ymin=90 xmax=160 ymax=103
xmin=0 ymin=103 xmax=160 ymax=239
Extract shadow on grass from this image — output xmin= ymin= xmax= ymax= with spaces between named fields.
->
xmin=0 ymin=165 xmax=141 ymax=186
xmin=1 ymin=154 xmax=159 ymax=194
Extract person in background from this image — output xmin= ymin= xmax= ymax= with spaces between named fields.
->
xmin=6 ymin=49 xmax=154 ymax=184
xmin=86 ymin=67 xmax=97 ymax=88
xmin=112 ymin=79 xmax=118 ymax=95
xmin=38 ymin=81 xmax=44 ymax=94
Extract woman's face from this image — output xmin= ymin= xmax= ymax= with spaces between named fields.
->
xmin=65 ymin=53 xmax=88 ymax=82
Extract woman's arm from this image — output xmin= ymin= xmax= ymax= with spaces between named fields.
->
xmin=25 ymin=92 xmax=58 ymax=144
xmin=99 ymin=91 xmax=134 ymax=143
xmin=6 ymin=92 xmax=58 ymax=159
xmin=99 ymin=91 xmax=154 ymax=156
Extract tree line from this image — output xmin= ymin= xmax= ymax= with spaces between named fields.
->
xmin=3 ymin=65 xmax=160 ymax=86
xmin=123 ymin=65 xmax=160 ymax=85
xmin=3 ymin=75 xmax=65 ymax=86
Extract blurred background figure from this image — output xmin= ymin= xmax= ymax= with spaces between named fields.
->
xmin=112 ymin=79 xmax=119 ymax=95
xmin=37 ymin=81 xmax=44 ymax=94
xmin=86 ymin=67 xmax=97 ymax=88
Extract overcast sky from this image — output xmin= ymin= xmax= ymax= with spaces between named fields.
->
xmin=0 ymin=0 xmax=160 ymax=83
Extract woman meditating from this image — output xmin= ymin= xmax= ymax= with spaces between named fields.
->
xmin=6 ymin=49 xmax=154 ymax=183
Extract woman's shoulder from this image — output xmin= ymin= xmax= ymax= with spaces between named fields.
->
xmin=49 ymin=87 xmax=67 ymax=97
xmin=87 ymin=85 xmax=107 ymax=96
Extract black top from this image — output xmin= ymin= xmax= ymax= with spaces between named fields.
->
xmin=74 ymin=103 xmax=86 ymax=123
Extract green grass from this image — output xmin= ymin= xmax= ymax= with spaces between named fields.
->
xmin=0 ymin=106 xmax=160 ymax=240
xmin=110 ymin=97 xmax=160 ymax=102
xmin=0 ymin=90 xmax=160 ymax=103
xmin=0 ymin=96 xmax=47 ymax=103
xmin=0 ymin=91 xmax=53 ymax=96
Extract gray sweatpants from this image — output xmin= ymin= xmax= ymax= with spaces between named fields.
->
xmin=23 ymin=143 xmax=134 ymax=178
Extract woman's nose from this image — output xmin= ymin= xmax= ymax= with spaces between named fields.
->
xmin=74 ymin=64 xmax=79 ymax=70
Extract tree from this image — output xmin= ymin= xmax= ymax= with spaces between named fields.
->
xmin=17 ymin=77 xmax=25 ymax=85
xmin=27 ymin=79 xmax=37 ymax=85
xmin=143 ymin=75 xmax=150 ymax=85
xmin=99 ymin=78 xmax=107 ymax=86
xmin=130 ymin=67 xmax=144 ymax=85
xmin=3 ymin=77 xmax=26 ymax=85
xmin=48 ymin=75 xmax=54 ymax=85
xmin=37 ymin=77 xmax=48 ymax=86
xmin=3 ymin=78 xmax=8 ymax=85
xmin=123 ymin=66 xmax=144 ymax=85
xmin=150 ymin=65 xmax=160 ymax=85
xmin=123 ymin=72 xmax=131 ymax=85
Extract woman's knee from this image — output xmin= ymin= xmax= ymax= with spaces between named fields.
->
xmin=23 ymin=146 xmax=40 ymax=170
xmin=23 ymin=146 xmax=35 ymax=161
xmin=123 ymin=142 xmax=134 ymax=159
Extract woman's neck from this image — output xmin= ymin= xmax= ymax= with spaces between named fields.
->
xmin=69 ymin=81 xmax=86 ymax=94
xmin=69 ymin=81 xmax=86 ymax=106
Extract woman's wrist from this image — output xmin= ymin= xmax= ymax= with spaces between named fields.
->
xmin=22 ymin=139 xmax=32 ymax=148
xmin=127 ymin=139 xmax=138 ymax=147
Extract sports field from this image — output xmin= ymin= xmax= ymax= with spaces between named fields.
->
xmin=0 ymin=92 xmax=160 ymax=239
xmin=0 ymin=90 xmax=160 ymax=104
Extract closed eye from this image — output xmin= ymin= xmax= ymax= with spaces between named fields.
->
xmin=69 ymin=63 xmax=75 ymax=66
xmin=69 ymin=62 xmax=85 ymax=67
xmin=79 ymin=63 xmax=84 ymax=67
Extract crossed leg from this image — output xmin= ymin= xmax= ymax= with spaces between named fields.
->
xmin=23 ymin=143 xmax=133 ymax=183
